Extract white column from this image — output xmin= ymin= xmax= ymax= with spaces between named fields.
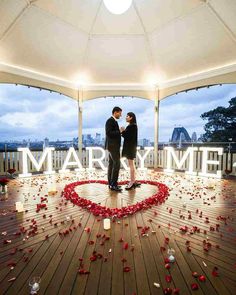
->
xmin=77 ymin=88 xmax=83 ymax=161
xmin=154 ymin=87 xmax=160 ymax=169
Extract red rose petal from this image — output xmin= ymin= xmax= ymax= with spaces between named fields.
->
xmin=191 ymin=283 xmax=199 ymax=290
xmin=164 ymin=257 xmax=170 ymax=263
xmin=165 ymin=237 xmax=169 ymax=244
xmin=199 ymin=275 xmax=206 ymax=282
xmin=186 ymin=246 xmax=191 ymax=252
xmin=180 ymin=226 xmax=188 ymax=233
xmin=7 ymin=261 xmax=16 ymax=267
xmin=173 ymin=288 xmax=180 ymax=294
xmin=123 ymin=242 xmax=129 ymax=250
xmin=165 ymin=263 xmax=171 ymax=269
xmin=123 ymin=266 xmax=131 ymax=272
xmin=165 ymin=275 xmax=172 ymax=283
xmin=212 ymin=267 xmax=219 ymax=277
xmin=78 ymin=269 xmax=90 ymax=275
xmin=90 ymin=255 xmax=97 ymax=262
xmin=163 ymin=288 xmax=172 ymax=295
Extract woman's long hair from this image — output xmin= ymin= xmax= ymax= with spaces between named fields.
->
xmin=127 ymin=112 xmax=137 ymax=124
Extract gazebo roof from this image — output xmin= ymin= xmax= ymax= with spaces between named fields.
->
xmin=0 ymin=0 xmax=236 ymax=100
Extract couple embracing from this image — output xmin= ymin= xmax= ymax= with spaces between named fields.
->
xmin=105 ymin=106 xmax=140 ymax=192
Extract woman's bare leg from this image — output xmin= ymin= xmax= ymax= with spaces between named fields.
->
xmin=128 ymin=159 xmax=135 ymax=184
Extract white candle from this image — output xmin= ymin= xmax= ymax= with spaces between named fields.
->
xmin=15 ymin=202 xmax=24 ymax=212
xmin=48 ymin=188 xmax=57 ymax=196
xmin=103 ymin=218 xmax=111 ymax=230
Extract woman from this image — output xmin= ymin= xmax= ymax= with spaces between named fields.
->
xmin=120 ymin=112 xmax=140 ymax=190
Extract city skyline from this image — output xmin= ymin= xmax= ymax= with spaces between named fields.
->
xmin=0 ymin=126 xmax=201 ymax=153
xmin=0 ymin=83 xmax=235 ymax=142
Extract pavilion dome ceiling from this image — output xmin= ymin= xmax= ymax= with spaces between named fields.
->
xmin=0 ymin=0 xmax=236 ymax=90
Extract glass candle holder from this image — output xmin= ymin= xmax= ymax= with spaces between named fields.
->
xmin=167 ymin=248 xmax=175 ymax=263
xmin=65 ymin=215 xmax=72 ymax=223
xmin=29 ymin=276 xmax=41 ymax=294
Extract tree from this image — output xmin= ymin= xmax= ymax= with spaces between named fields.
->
xmin=201 ymin=97 xmax=236 ymax=142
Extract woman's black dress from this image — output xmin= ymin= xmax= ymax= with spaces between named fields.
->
xmin=121 ymin=124 xmax=138 ymax=160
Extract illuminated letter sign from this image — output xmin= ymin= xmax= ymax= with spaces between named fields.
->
xmin=164 ymin=146 xmax=223 ymax=178
xmin=17 ymin=146 xmax=225 ymax=178
xmin=198 ymin=147 xmax=223 ymax=178
xmin=86 ymin=147 xmax=106 ymax=171
xmin=164 ymin=147 xmax=198 ymax=175
xmin=59 ymin=147 xmax=84 ymax=173
xmin=18 ymin=147 xmax=55 ymax=177
xmin=137 ymin=147 xmax=154 ymax=171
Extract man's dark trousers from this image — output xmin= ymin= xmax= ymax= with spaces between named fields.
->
xmin=105 ymin=116 xmax=121 ymax=187
xmin=108 ymin=149 xmax=120 ymax=187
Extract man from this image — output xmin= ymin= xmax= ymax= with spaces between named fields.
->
xmin=105 ymin=106 xmax=122 ymax=192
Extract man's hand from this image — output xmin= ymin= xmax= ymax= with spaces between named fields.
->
xmin=120 ymin=127 xmax=125 ymax=132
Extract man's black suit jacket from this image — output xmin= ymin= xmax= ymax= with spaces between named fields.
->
xmin=105 ymin=117 xmax=121 ymax=152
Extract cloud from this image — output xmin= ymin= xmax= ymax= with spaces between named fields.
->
xmin=159 ymin=84 xmax=236 ymax=141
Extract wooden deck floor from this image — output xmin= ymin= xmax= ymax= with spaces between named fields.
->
xmin=0 ymin=171 xmax=236 ymax=295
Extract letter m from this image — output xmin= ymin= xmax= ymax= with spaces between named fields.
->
xmin=18 ymin=147 xmax=55 ymax=177
xmin=164 ymin=147 xmax=198 ymax=175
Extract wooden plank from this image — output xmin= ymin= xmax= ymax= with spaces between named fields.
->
xmin=194 ymin=254 xmax=232 ymax=295
xmin=121 ymin=199 xmax=137 ymax=295
xmin=43 ymin=213 xmax=92 ymax=295
xmin=129 ymin=214 xmax=150 ymax=295
xmin=97 ymin=218 xmax=116 ymax=295
xmin=146 ymin=217 xmax=190 ymax=295
xmin=135 ymin=213 xmax=164 ymax=295
xmin=177 ymin=241 xmax=218 ymax=295
xmin=1 ymin=235 xmax=57 ymax=294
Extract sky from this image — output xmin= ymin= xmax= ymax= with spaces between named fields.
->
xmin=0 ymin=83 xmax=235 ymax=142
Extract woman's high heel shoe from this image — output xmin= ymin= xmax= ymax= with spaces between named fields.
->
xmin=125 ymin=182 xmax=135 ymax=190
xmin=134 ymin=182 xmax=141 ymax=188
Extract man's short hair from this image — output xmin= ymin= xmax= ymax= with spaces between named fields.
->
xmin=112 ymin=106 xmax=122 ymax=114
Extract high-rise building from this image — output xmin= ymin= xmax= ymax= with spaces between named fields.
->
xmin=73 ymin=137 xmax=78 ymax=145
xmin=43 ymin=137 xmax=49 ymax=148
xmin=138 ymin=138 xmax=150 ymax=147
xmin=95 ymin=133 xmax=101 ymax=144
xmin=191 ymin=132 xmax=197 ymax=142
xmin=27 ymin=139 xmax=31 ymax=148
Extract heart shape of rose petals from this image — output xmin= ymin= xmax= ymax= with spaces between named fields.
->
xmin=62 ymin=180 xmax=169 ymax=219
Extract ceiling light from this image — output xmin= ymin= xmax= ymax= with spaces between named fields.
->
xmin=73 ymin=72 xmax=91 ymax=87
xmin=103 ymin=0 xmax=132 ymax=15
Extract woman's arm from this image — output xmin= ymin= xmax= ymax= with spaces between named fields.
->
xmin=121 ymin=124 xmax=136 ymax=140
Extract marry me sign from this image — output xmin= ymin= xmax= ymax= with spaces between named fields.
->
xmin=17 ymin=146 xmax=226 ymax=179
